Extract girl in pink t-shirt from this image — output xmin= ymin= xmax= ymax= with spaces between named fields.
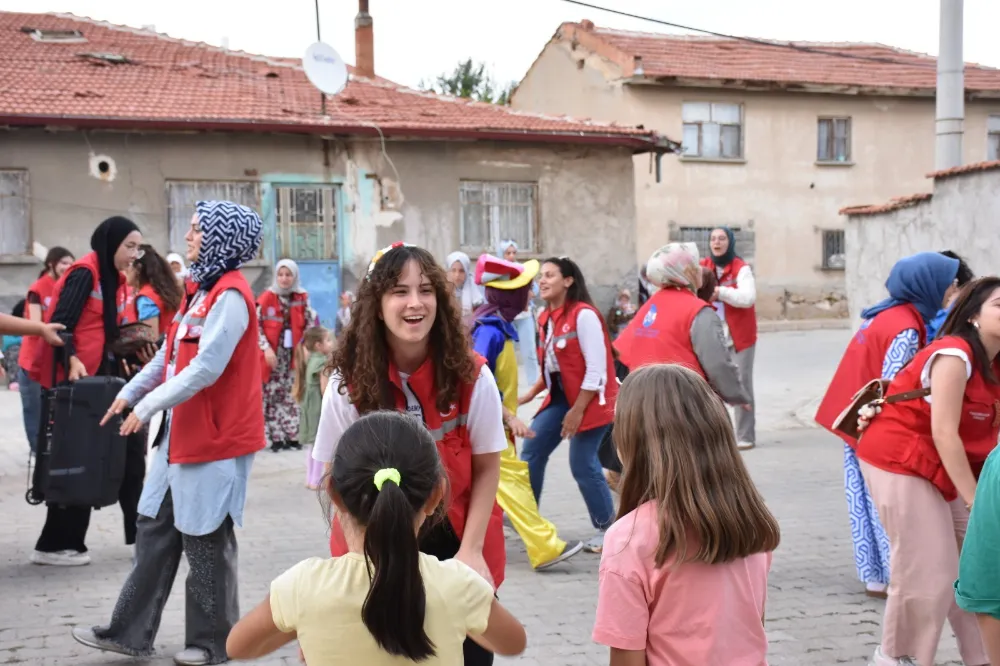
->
xmin=592 ymin=364 xmax=781 ymax=666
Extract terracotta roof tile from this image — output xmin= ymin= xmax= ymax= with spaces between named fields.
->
xmin=560 ymin=22 xmax=1000 ymax=95
xmin=927 ymin=160 xmax=1000 ymax=180
xmin=0 ymin=12 xmax=675 ymax=150
xmin=839 ymin=192 xmax=932 ymax=216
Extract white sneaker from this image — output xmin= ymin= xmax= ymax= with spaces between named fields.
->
xmin=737 ymin=441 xmax=755 ymax=451
xmin=869 ymin=646 xmax=918 ymax=665
xmin=30 ymin=549 xmax=91 ymax=566
xmin=174 ymin=646 xmax=210 ymax=665
xmin=866 ymin=582 xmax=888 ymax=598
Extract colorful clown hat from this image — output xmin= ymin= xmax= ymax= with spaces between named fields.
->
xmin=474 ymin=254 xmax=539 ymax=291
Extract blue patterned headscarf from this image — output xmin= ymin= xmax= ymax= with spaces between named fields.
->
xmin=189 ymin=200 xmax=263 ymax=290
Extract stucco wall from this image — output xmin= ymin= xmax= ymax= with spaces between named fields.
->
xmin=0 ymin=129 xmax=636 ymax=311
xmin=845 ymin=169 xmax=1000 ymax=329
xmin=512 ymin=38 xmax=1000 ymax=319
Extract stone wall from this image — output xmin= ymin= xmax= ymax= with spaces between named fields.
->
xmin=843 ymin=165 xmax=1000 ymax=328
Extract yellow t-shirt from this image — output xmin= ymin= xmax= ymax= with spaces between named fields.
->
xmin=270 ymin=553 xmax=494 ymax=665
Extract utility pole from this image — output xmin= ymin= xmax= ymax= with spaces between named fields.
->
xmin=935 ymin=0 xmax=964 ymax=170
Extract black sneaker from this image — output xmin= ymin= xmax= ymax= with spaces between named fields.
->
xmin=286 ymin=440 xmax=303 ymax=451
xmin=270 ymin=441 xmax=285 ymax=452
xmin=535 ymin=540 xmax=584 ymax=571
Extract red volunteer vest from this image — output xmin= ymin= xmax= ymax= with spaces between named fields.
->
xmin=122 ymin=284 xmax=176 ymax=335
xmin=613 ymin=287 xmax=709 ymax=378
xmin=815 ymin=303 xmax=926 ymax=447
xmin=165 ymin=270 xmax=266 ymax=464
xmin=19 ymin=273 xmax=57 ymax=373
xmin=536 ymin=301 xmax=617 ymax=433
xmin=257 ymin=290 xmax=309 ymax=382
xmin=856 ymin=337 xmax=1000 ymax=501
xmin=31 ymin=253 xmax=124 ymax=388
xmin=328 ymin=354 xmax=507 ymax=588
xmin=117 ymin=284 xmax=134 ymax=325
xmin=700 ymin=257 xmax=758 ymax=352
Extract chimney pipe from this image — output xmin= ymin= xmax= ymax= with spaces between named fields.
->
xmin=935 ymin=0 xmax=964 ymax=170
xmin=355 ymin=0 xmax=375 ymax=79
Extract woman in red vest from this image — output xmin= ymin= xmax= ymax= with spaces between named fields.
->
xmin=517 ymin=256 xmax=617 ymax=554
xmin=72 ymin=200 xmax=265 ymax=666
xmin=28 ymin=217 xmax=143 ymax=567
xmin=120 ymin=244 xmax=183 ymax=337
xmin=816 ymin=251 xmax=962 ymax=600
xmin=700 ymin=226 xmax=758 ymax=450
xmin=312 ymin=242 xmax=507 ymax=666
xmin=258 ymin=258 xmax=314 ymax=452
xmin=853 ymin=277 xmax=1000 ymax=666
xmin=615 ymin=243 xmax=749 ymax=407
xmin=18 ymin=246 xmax=74 ymax=451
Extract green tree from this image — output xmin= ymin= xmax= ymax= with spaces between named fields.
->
xmin=420 ymin=58 xmax=517 ymax=105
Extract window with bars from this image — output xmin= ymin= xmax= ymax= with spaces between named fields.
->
xmin=166 ymin=181 xmax=262 ymax=255
xmin=818 ymin=117 xmax=852 ymax=163
xmin=275 ymin=186 xmax=338 ymax=260
xmin=681 ymin=102 xmax=744 ymax=160
xmin=822 ymin=229 xmax=846 ymax=270
xmin=0 ymin=170 xmax=31 ymax=256
xmin=459 ymin=181 xmax=537 ymax=253
xmin=988 ymin=116 xmax=1000 ymax=161
xmin=674 ymin=226 xmax=755 ymax=264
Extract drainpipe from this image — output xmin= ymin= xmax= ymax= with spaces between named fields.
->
xmin=355 ymin=0 xmax=375 ymax=79
xmin=935 ymin=0 xmax=964 ymax=170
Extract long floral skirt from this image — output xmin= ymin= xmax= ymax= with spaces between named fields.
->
xmin=844 ymin=443 xmax=891 ymax=585
xmin=263 ymin=346 xmax=299 ymax=444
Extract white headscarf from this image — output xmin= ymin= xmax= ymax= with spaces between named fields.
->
xmin=497 ymin=239 xmax=518 ymax=257
xmin=445 ymin=251 xmax=484 ymax=315
xmin=166 ymin=252 xmax=188 ymax=279
xmin=269 ymin=258 xmax=307 ymax=296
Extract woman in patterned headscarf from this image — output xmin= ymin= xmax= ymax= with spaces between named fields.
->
xmin=73 ymin=201 xmax=266 ymax=666
xmin=614 ymin=243 xmax=748 ymax=406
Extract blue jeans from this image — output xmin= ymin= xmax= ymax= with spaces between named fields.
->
xmin=521 ymin=387 xmax=615 ymax=530
xmin=18 ymin=368 xmax=41 ymax=453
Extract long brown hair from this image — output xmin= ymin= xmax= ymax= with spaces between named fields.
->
xmin=613 ymin=364 xmax=780 ymax=568
xmin=293 ymin=326 xmax=331 ymax=403
xmin=327 ymin=245 xmax=477 ymax=414
xmin=938 ymin=276 xmax=1000 ymax=384
xmin=132 ymin=244 xmax=184 ymax=313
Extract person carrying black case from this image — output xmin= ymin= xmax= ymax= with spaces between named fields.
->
xmin=26 ymin=216 xmax=146 ymax=567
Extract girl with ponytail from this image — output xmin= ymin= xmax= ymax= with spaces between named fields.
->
xmin=227 ymin=411 xmax=526 ymax=664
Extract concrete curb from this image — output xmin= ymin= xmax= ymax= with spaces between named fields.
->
xmin=758 ymin=319 xmax=850 ymax=333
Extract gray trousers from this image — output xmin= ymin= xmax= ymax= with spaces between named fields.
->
xmin=93 ymin=489 xmax=239 ymax=663
xmin=735 ymin=345 xmax=756 ymax=444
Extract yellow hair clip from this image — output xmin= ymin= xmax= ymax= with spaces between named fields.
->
xmin=373 ymin=467 xmax=401 ymax=492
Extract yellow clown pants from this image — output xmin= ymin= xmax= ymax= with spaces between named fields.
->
xmin=497 ymin=441 xmax=566 ymax=568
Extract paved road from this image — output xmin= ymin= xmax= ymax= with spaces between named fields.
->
xmin=0 ymin=329 xmax=968 ymax=664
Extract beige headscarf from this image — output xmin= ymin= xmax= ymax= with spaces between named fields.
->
xmin=645 ymin=242 xmax=701 ymax=293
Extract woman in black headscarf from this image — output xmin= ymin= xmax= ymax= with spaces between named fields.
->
xmin=28 ymin=216 xmax=145 ymax=567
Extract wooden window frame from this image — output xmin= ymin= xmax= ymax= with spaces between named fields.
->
xmin=817 ymin=117 xmax=852 ymax=163
xmin=459 ymin=180 xmax=539 ymax=255
xmin=681 ymin=102 xmax=745 ymax=160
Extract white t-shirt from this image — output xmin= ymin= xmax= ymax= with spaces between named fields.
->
xmin=311 ymin=364 xmax=507 ymax=463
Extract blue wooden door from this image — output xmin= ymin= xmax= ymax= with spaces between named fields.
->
xmin=274 ymin=185 xmax=340 ymax=329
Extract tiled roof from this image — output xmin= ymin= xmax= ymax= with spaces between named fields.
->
xmin=0 ymin=12 xmax=675 ymax=150
xmin=839 ymin=192 xmax=932 ymax=217
xmin=557 ymin=21 xmax=1000 ymax=95
xmin=927 ymin=160 xmax=1000 ymax=181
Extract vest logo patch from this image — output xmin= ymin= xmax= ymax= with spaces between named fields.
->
xmin=43 ymin=296 xmax=51 ymax=306
xmin=969 ymin=411 xmax=990 ymax=421
xmin=643 ymin=304 xmax=658 ymax=328
xmin=562 ymin=323 xmax=570 ymax=333
xmin=440 ymin=404 xmax=457 ymax=417
xmin=268 ymin=307 xmax=276 ymax=316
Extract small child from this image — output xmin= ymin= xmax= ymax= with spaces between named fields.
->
xmin=592 ymin=364 xmax=780 ymax=666
xmin=292 ymin=326 xmax=334 ymax=490
xmin=227 ymin=410 xmax=527 ymax=664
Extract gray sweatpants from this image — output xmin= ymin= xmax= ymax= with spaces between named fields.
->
xmin=92 ymin=489 xmax=239 ymax=663
xmin=734 ymin=344 xmax=756 ymax=444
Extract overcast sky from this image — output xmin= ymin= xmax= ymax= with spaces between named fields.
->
xmin=3 ymin=0 xmax=999 ymax=88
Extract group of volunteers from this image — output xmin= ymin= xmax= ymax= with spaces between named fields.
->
xmin=817 ymin=250 xmax=1000 ymax=666
xmin=2 ymin=201 xmax=783 ymax=666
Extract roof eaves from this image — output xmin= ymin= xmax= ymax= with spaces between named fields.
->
xmin=839 ymin=192 xmax=932 ymax=216
xmin=926 ymin=160 xmax=1000 ymax=181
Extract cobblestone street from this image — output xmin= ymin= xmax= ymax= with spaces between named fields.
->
xmin=0 ymin=328 xmax=968 ymax=664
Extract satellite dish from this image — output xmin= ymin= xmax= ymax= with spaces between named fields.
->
xmin=302 ymin=42 xmax=348 ymax=96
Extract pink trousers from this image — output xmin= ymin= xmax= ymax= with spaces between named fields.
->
xmin=860 ymin=460 xmax=988 ymax=666
xmin=305 ymin=445 xmax=324 ymax=488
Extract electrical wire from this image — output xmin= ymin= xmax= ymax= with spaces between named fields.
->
xmin=559 ymin=0 xmax=939 ymax=69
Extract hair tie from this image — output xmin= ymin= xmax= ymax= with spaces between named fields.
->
xmin=366 ymin=242 xmax=415 ymax=280
xmin=373 ymin=467 xmax=401 ymax=491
